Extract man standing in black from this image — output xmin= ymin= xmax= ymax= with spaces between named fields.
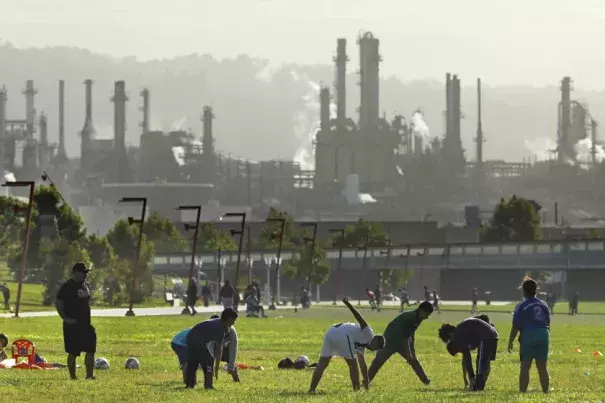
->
xmin=55 ymin=262 xmax=96 ymax=380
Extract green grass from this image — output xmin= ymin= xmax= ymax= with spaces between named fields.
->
xmin=1 ymin=309 xmax=604 ymax=402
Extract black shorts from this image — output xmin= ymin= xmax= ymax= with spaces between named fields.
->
xmin=63 ymin=323 xmax=97 ymax=357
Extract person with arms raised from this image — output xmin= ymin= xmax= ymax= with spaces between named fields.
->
xmin=308 ymin=297 xmax=385 ymax=393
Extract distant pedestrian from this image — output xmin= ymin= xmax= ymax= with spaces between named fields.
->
xmin=219 ymin=280 xmax=236 ymax=310
xmin=201 ymin=281 xmax=212 ymax=308
xmin=432 ymin=290 xmax=440 ymax=313
xmin=55 ymin=262 xmax=97 ymax=380
xmin=186 ymin=278 xmax=198 ymax=316
xmin=0 ymin=283 xmax=10 ymax=310
xmin=423 ymin=286 xmax=431 ymax=302
xmin=569 ymin=292 xmax=579 ymax=315
xmin=471 ymin=287 xmax=479 ymax=313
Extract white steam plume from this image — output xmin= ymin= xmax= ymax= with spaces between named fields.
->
xmin=292 ymin=70 xmax=335 ymax=170
xmin=575 ymin=137 xmax=605 ymax=163
xmin=4 ymin=171 xmax=16 ymax=182
xmin=524 ymin=137 xmax=557 ymax=161
xmin=411 ymin=111 xmax=430 ymax=141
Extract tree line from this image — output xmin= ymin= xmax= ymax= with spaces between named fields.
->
xmin=0 ymin=191 xmax=546 ymax=306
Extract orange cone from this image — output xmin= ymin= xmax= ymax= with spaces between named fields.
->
xmin=593 ymin=351 xmax=603 ymax=357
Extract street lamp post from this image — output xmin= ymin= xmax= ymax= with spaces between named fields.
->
xmin=358 ymin=234 xmax=370 ymax=306
xmin=328 ymin=228 xmax=344 ymax=306
xmin=41 ymin=170 xmax=67 ymax=204
xmin=300 ymin=222 xmax=317 ymax=293
xmin=119 ymin=197 xmax=147 ymax=317
xmin=2 ymin=181 xmax=35 ymax=318
xmin=266 ymin=217 xmax=285 ymax=310
xmin=177 ymin=205 xmax=202 ymax=315
xmin=216 ymin=249 xmax=227 ymax=303
xmin=224 ymin=212 xmax=246 ymax=288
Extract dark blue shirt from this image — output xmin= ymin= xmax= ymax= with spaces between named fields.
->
xmin=448 ymin=318 xmax=499 ymax=355
xmin=513 ymin=297 xmax=550 ymax=331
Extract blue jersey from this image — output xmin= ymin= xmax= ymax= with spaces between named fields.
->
xmin=513 ymin=298 xmax=550 ymax=331
xmin=172 ymin=329 xmax=190 ymax=347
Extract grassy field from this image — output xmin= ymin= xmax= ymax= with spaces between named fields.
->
xmin=1 ymin=308 xmax=604 ymax=402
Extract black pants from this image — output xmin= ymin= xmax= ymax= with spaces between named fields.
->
xmin=473 ymin=339 xmax=497 ymax=391
xmin=185 ymin=343 xmax=214 ymax=389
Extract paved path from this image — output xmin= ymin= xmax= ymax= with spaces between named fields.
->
xmin=0 ymin=300 xmax=513 ymax=318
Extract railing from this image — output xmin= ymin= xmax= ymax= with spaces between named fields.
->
xmin=153 ymin=239 xmax=605 ymax=266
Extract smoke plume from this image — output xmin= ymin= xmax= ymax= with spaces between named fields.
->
xmin=411 ymin=110 xmax=430 ymax=141
xmin=575 ymin=137 xmax=605 ymax=163
xmin=4 ymin=171 xmax=16 ymax=182
xmin=292 ymin=70 xmax=334 ymax=170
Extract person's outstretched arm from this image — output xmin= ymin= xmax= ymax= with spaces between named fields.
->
xmin=342 ymin=297 xmax=368 ymax=329
xmin=462 ymin=348 xmax=474 ymax=382
xmin=357 ymin=352 xmax=369 ymax=390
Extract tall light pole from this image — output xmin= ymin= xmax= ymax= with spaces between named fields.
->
xmin=119 ymin=197 xmax=147 ymax=317
xmin=301 ymin=222 xmax=317 ymax=293
xmin=41 ymin=170 xmax=67 ymax=205
xmin=358 ymin=233 xmax=370 ymax=306
xmin=2 ymin=181 xmax=35 ymax=318
xmin=328 ymin=228 xmax=344 ymax=306
xmin=177 ymin=205 xmax=202 ymax=315
xmin=379 ymin=238 xmax=392 ymax=293
xmin=266 ymin=217 xmax=285 ymax=310
xmin=224 ymin=212 xmax=246 ymax=289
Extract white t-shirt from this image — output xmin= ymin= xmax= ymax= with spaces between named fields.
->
xmin=321 ymin=322 xmax=374 ymax=359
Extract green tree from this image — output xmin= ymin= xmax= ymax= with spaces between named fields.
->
xmin=334 ymin=219 xmax=389 ymax=248
xmin=0 ymin=196 xmax=27 ymax=259
xmin=257 ymin=208 xmax=299 ymax=249
xmin=143 ymin=211 xmax=188 ymax=254
xmin=482 ymin=195 xmax=541 ymax=242
xmin=85 ymin=234 xmax=114 ymax=270
xmin=40 ymin=238 xmax=91 ymax=305
xmin=283 ymin=241 xmax=331 ymax=285
xmin=199 ymin=223 xmax=237 ymax=252
xmin=106 ymin=219 xmax=155 ymax=303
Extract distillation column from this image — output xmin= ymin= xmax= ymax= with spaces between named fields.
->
xmin=111 ymin=81 xmax=130 ymax=182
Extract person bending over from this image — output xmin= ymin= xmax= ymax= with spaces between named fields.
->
xmin=508 ymin=278 xmax=551 ymax=394
xmin=438 ymin=316 xmax=499 ymax=391
xmin=0 ymin=333 xmax=7 ymax=361
xmin=368 ymin=301 xmax=434 ymax=385
xmin=308 ymin=297 xmax=385 ymax=393
xmin=185 ymin=308 xmax=238 ymax=390
xmin=171 ymin=314 xmax=240 ymax=384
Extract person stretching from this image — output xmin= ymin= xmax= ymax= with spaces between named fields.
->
xmin=308 ymin=297 xmax=385 ymax=393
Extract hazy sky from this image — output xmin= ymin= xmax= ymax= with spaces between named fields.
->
xmin=2 ymin=0 xmax=605 ymax=88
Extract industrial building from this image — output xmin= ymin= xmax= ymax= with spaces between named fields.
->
xmin=1 ymin=31 xmax=604 ymax=240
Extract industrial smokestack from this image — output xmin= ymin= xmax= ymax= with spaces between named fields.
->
xmin=38 ymin=113 xmax=48 ymax=168
xmin=358 ymin=32 xmax=381 ymax=131
xmin=334 ymin=38 xmax=348 ymax=124
xmin=0 ymin=86 xmax=6 ymax=172
xmin=452 ymin=75 xmax=461 ymax=143
xmin=320 ymin=86 xmax=330 ymax=131
xmin=445 ymin=73 xmax=452 ymax=138
xmin=202 ymin=106 xmax=215 ymax=156
xmin=112 ymin=81 xmax=129 ymax=182
xmin=23 ymin=80 xmax=37 ymax=139
xmin=559 ymin=76 xmax=572 ymax=163
xmin=476 ymin=78 xmax=484 ymax=165
xmin=80 ymin=79 xmax=97 ymax=171
xmin=57 ymin=80 xmax=67 ymax=161
xmin=112 ymin=81 xmax=127 ymax=152
xmin=140 ymin=88 xmax=150 ymax=134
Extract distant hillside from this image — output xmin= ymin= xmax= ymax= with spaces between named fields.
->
xmin=1 ymin=42 xmax=605 ymax=165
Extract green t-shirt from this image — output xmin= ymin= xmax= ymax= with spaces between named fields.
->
xmin=384 ymin=310 xmax=422 ymax=345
